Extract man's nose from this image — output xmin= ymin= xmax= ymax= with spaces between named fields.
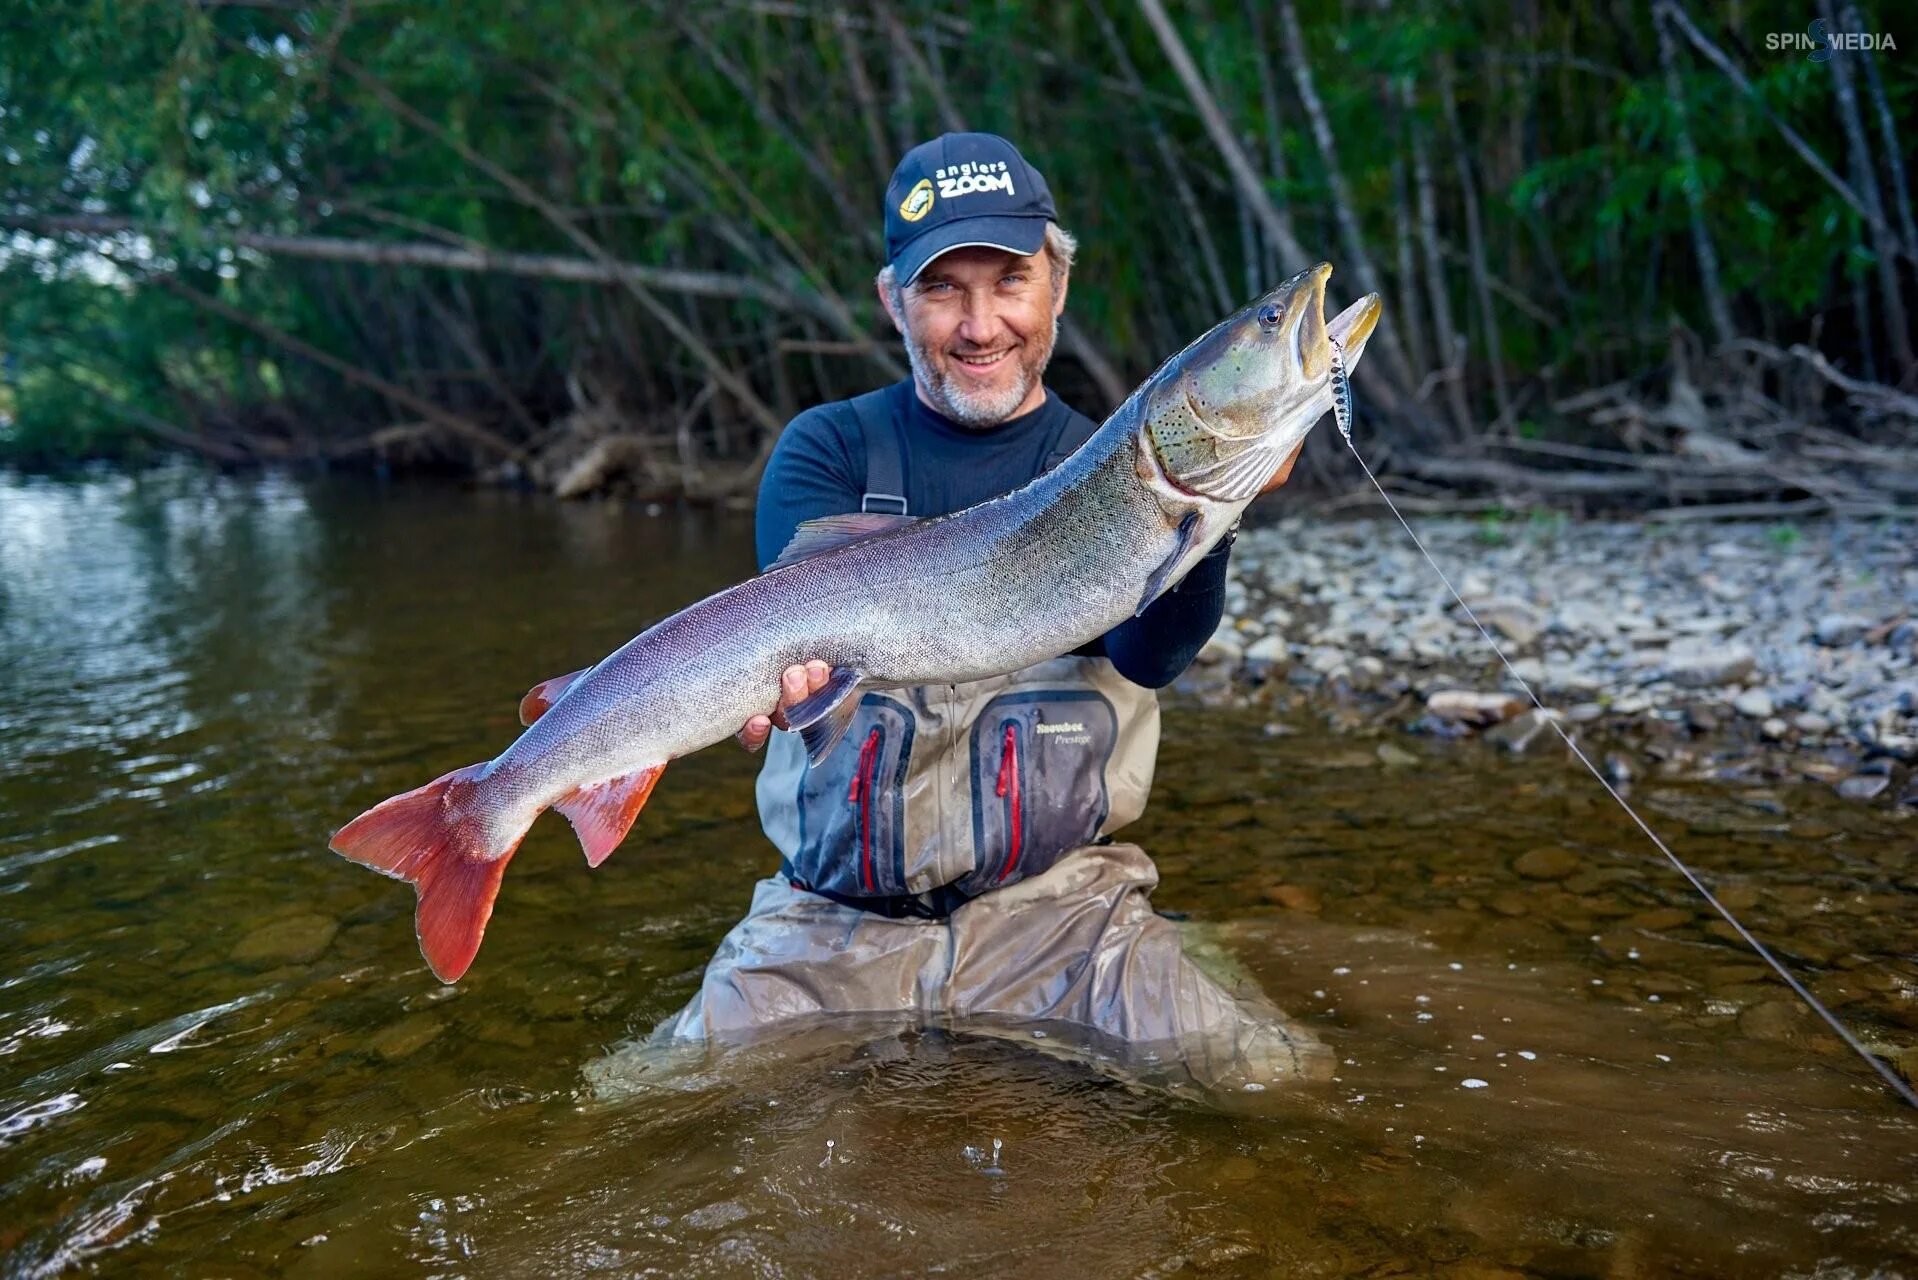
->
xmin=955 ymin=291 xmax=1003 ymax=346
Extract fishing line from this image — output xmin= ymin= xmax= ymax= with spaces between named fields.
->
xmin=1324 ymin=336 xmax=1918 ymax=1109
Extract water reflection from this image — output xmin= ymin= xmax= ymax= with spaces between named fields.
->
xmin=0 ymin=466 xmax=1912 ymax=1276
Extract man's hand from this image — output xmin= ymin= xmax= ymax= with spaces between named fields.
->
xmin=737 ymin=659 xmax=833 ymax=752
xmin=1258 ymin=438 xmax=1307 ymax=496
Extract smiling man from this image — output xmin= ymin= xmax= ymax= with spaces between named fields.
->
xmin=648 ymin=134 xmax=1324 ymax=1091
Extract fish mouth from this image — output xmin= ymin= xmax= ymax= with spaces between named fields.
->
xmin=1325 ymin=289 xmax=1382 ymax=359
xmin=1281 ymin=262 xmax=1380 ymax=377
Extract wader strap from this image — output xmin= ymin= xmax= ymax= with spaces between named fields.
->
xmin=1041 ymin=403 xmax=1099 ymax=473
xmin=850 ymin=389 xmax=909 ymax=515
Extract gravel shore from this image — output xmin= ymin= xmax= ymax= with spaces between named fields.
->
xmin=1198 ymin=514 xmax=1918 ymax=808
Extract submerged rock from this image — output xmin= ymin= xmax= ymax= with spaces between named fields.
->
xmin=232 ymin=914 xmax=338 ymax=967
xmin=1513 ymin=846 xmax=1581 ymax=881
xmin=1485 ymin=708 xmax=1563 ymax=754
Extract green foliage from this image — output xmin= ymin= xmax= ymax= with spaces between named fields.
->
xmin=2 ymin=0 xmax=1909 ymax=474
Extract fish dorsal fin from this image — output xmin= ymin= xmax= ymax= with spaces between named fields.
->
xmin=519 ymin=666 xmax=589 ymax=725
xmin=770 ymin=513 xmax=917 ymax=570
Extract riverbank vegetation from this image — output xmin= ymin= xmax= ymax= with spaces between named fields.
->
xmin=3 ymin=2 xmax=1915 ymax=510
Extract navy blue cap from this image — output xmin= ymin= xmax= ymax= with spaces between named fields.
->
xmin=884 ymin=133 xmax=1057 ymax=285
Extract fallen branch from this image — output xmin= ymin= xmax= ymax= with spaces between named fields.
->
xmin=7 ymin=212 xmax=807 ymax=311
xmin=1727 ymin=339 xmax=1918 ymax=421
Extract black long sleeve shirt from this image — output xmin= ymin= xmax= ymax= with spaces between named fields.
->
xmin=753 ymin=379 xmax=1228 ymax=689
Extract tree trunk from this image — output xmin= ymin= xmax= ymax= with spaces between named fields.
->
xmin=1440 ymin=54 xmax=1513 ymax=426
xmin=1087 ymin=0 xmax=1235 ymax=315
xmin=1389 ymin=150 xmax=1432 ymax=379
xmin=1404 ymin=76 xmax=1474 ymax=438
xmin=1823 ymin=0 xmax=1914 ymax=380
xmin=1849 ymin=2 xmax=1918 ymax=273
xmin=1654 ymin=2 xmax=1737 ymax=346
xmin=1271 ymin=0 xmax=1419 ymax=396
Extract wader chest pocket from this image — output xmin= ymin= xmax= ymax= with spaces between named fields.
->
xmin=790 ymin=695 xmax=915 ymax=898
xmin=963 ymin=690 xmax=1117 ymax=892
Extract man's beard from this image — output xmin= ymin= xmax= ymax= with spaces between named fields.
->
xmin=902 ymin=315 xmax=1060 ymax=430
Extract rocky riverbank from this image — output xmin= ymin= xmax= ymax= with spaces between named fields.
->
xmin=1193 ymin=513 xmax=1918 ymax=808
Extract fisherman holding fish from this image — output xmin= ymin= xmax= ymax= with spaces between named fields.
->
xmin=666 ymin=135 xmax=1326 ymax=1087
xmin=332 ymin=130 xmax=1379 ymax=1092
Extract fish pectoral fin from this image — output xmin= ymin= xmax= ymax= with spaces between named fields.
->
xmin=554 ymin=763 xmax=667 ymax=868
xmin=519 ymin=666 xmax=589 ymax=726
xmin=770 ymin=513 xmax=918 ymax=569
xmin=1137 ymin=511 xmax=1202 ymax=617
xmin=784 ymin=667 xmax=865 ymax=766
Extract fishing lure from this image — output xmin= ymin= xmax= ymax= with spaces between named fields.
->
xmin=1328 ymin=335 xmax=1354 ymax=444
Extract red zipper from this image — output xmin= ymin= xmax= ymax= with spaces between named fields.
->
xmin=996 ymin=721 xmax=1023 ymax=883
xmin=848 ymin=727 xmax=882 ymax=892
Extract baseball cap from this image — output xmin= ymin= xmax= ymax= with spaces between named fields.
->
xmin=884 ymin=133 xmax=1057 ymax=285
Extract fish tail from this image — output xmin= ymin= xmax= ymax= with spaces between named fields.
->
xmin=330 ymin=763 xmax=526 ymax=983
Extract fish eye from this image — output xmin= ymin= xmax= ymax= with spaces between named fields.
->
xmin=1257 ymin=302 xmax=1282 ymax=331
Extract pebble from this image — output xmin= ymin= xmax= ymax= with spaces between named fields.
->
xmin=1197 ymin=625 xmax=1245 ymax=666
xmin=1814 ymin=614 xmax=1870 ymax=647
xmin=1242 ymin=634 xmax=1288 ymax=678
xmin=1732 ymin=690 xmax=1774 ymax=719
xmin=1664 ymin=642 xmax=1756 ymax=688
xmin=1426 ymin=689 xmax=1526 ymax=726
xmin=1836 ymin=774 xmax=1888 ymax=801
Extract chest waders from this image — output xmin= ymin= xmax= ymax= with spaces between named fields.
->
xmin=621 ymin=390 xmax=1329 ymax=1095
xmin=754 ymin=389 xmax=1164 ymax=916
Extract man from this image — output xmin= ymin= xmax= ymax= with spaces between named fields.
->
xmin=649 ymin=134 xmax=1324 ymax=1091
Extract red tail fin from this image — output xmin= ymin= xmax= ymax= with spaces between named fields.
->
xmin=330 ymin=763 xmax=524 ymax=983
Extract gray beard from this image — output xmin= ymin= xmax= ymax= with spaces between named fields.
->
xmin=902 ymin=316 xmax=1060 ymax=430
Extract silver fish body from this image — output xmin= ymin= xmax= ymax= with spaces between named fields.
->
xmin=332 ymin=263 xmax=1381 ymax=980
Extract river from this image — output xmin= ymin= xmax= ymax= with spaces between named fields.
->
xmin=1 ymin=467 xmax=1912 ymax=1276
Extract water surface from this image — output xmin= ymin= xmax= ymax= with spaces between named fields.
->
xmin=1 ymin=468 xmax=1912 ymax=1276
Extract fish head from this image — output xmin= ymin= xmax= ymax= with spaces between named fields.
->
xmin=1138 ymin=262 xmax=1380 ymax=505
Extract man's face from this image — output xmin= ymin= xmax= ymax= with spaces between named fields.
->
xmin=881 ymin=244 xmax=1067 ymax=429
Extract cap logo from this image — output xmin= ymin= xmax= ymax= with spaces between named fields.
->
xmin=898 ymin=178 xmax=935 ymax=223
xmin=935 ymin=160 xmax=1014 ymax=199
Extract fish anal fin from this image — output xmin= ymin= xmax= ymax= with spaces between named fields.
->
xmin=1137 ymin=511 xmax=1202 ymax=617
xmin=555 ymin=764 xmax=667 ymax=868
xmin=785 ymin=667 xmax=864 ymax=766
xmin=771 ymin=513 xmax=917 ymax=570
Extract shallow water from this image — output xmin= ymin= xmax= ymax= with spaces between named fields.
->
xmin=1 ymin=467 xmax=1913 ymax=1277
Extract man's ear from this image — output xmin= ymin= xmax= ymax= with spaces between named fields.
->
xmin=1051 ymin=266 xmax=1070 ymax=318
xmin=876 ymin=280 xmax=906 ymax=336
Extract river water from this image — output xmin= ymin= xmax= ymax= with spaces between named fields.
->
xmin=1 ymin=467 xmax=1912 ymax=1277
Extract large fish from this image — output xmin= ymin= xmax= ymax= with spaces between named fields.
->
xmin=332 ymin=263 xmax=1381 ymax=981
